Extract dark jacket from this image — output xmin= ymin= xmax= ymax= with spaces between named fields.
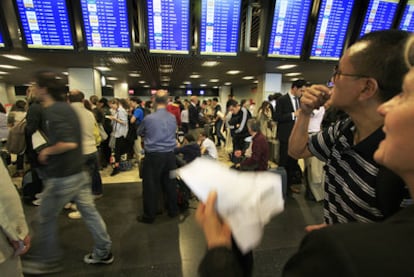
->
xmin=274 ymin=93 xmax=295 ymax=143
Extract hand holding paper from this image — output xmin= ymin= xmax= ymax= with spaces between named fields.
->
xmin=178 ymin=157 xmax=285 ymax=253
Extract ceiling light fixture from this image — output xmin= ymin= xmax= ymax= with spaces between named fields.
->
xmin=95 ymin=66 xmax=111 ymax=72
xmin=106 ymin=77 xmax=118 ymax=81
xmin=277 ymin=64 xmax=298 ymax=70
xmin=224 ymin=82 xmax=232 ymax=86
xmin=2 ymin=54 xmax=31 ymax=61
xmin=242 ymin=76 xmax=254 ymax=80
xmin=0 ymin=71 xmax=9 ymax=75
xmin=109 ymin=57 xmax=128 ymax=64
xmin=143 ymin=85 xmax=150 ymax=88
xmin=226 ymin=70 xmax=241 ymax=75
xmin=285 ymin=72 xmax=302 ymax=77
xmin=129 ymin=73 xmax=141 ymax=77
xmin=200 ymin=84 xmax=207 ymax=87
xmin=139 ymin=80 xmax=146 ymax=84
xmin=189 ymin=74 xmax=200 ymax=79
xmin=183 ymin=81 xmax=191 ymax=84
xmin=202 ymin=61 xmax=220 ymax=67
xmin=209 ymin=79 xmax=219 ymax=82
xmin=0 ymin=64 xmax=19 ymax=69
xmin=290 ymin=78 xmax=300 ymax=81
xmin=62 ymin=71 xmax=69 ymax=75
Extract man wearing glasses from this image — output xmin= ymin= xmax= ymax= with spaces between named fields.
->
xmin=289 ymin=30 xmax=410 ymax=230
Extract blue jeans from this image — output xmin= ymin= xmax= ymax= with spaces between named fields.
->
xmin=84 ymin=152 xmax=103 ymax=195
xmin=30 ymin=171 xmax=111 ymax=263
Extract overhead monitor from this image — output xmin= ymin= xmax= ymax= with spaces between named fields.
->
xmin=0 ymin=31 xmax=4 ymax=48
xmin=359 ymin=0 xmax=400 ymax=37
xmin=14 ymin=0 xmax=75 ymax=49
xmin=200 ymin=0 xmax=242 ymax=56
xmin=267 ymin=0 xmax=313 ymax=58
xmin=146 ymin=0 xmax=190 ymax=54
xmin=80 ymin=0 xmax=131 ymax=52
xmin=310 ymin=0 xmax=355 ymax=60
xmin=398 ymin=0 xmax=414 ymax=31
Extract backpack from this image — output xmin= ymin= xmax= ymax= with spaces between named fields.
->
xmin=6 ymin=119 xmax=27 ymax=154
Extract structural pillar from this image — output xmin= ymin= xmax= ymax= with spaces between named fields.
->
xmin=68 ymin=68 xmax=102 ymax=99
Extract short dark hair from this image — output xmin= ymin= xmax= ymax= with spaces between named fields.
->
xmin=212 ymin=97 xmax=218 ymax=102
xmin=68 ymin=90 xmax=85 ymax=103
xmin=35 ymin=71 xmax=67 ymax=101
xmin=291 ymin=79 xmax=307 ymax=89
xmin=349 ymin=29 xmax=409 ymax=101
xmin=155 ymin=90 xmax=169 ymax=104
xmin=184 ymin=133 xmax=195 ymax=142
xmin=247 ymin=118 xmax=260 ymax=132
xmin=130 ymin=97 xmax=142 ymax=104
xmin=227 ymin=99 xmax=238 ymax=108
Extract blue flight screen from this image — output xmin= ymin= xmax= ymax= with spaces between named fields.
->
xmin=15 ymin=0 xmax=74 ymax=49
xmin=359 ymin=0 xmax=399 ymax=37
xmin=147 ymin=0 xmax=190 ymax=54
xmin=0 ymin=31 xmax=4 ymax=48
xmin=200 ymin=0 xmax=241 ymax=56
xmin=80 ymin=0 xmax=131 ymax=52
xmin=310 ymin=0 xmax=355 ymax=60
xmin=398 ymin=0 xmax=414 ymax=31
xmin=268 ymin=0 xmax=312 ymax=58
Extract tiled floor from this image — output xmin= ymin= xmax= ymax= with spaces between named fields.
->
xmin=20 ymin=148 xmax=323 ymax=277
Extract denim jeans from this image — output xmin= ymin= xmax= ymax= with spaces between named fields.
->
xmin=84 ymin=152 xmax=103 ymax=195
xmin=29 ymin=171 xmax=111 ymax=263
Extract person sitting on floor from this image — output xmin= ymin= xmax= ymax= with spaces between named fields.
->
xmin=199 ymin=131 xmax=218 ymax=160
xmin=174 ymin=133 xmax=201 ymax=166
xmin=234 ymin=118 xmax=269 ymax=171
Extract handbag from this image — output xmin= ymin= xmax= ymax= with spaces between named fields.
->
xmin=6 ymin=119 xmax=27 ymax=154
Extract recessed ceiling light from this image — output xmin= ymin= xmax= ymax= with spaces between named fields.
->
xmin=160 ymin=68 xmax=172 ymax=73
xmin=95 ymin=66 xmax=111 ymax=72
xmin=224 ymin=82 xmax=232 ymax=86
xmin=161 ymin=76 xmax=171 ymax=81
xmin=213 ymin=86 xmax=218 ymax=89
xmin=179 ymin=85 xmax=185 ymax=88
xmin=253 ymin=80 xmax=258 ymax=83
xmin=183 ymin=81 xmax=191 ymax=84
xmin=139 ymin=80 xmax=146 ymax=84
xmin=190 ymin=74 xmax=201 ymax=78
xmin=200 ymin=84 xmax=207 ymax=87
xmin=0 ymin=64 xmax=19 ymax=69
xmin=2 ymin=54 xmax=31 ymax=61
xmin=0 ymin=71 xmax=9 ymax=75
xmin=109 ymin=57 xmax=128 ymax=64
xmin=209 ymin=79 xmax=219 ymax=82
xmin=129 ymin=73 xmax=140 ymax=77
xmin=160 ymin=64 xmax=172 ymax=69
xmin=226 ymin=70 xmax=241 ymax=75
xmin=62 ymin=71 xmax=69 ymax=75
xmin=242 ymin=76 xmax=254 ymax=80
xmin=202 ymin=61 xmax=220 ymax=67
xmin=55 ymin=76 xmax=62 ymax=80
xmin=143 ymin=85 xmax=149 ymax=88
xmin=277 ymin=64 xmax=298 ymax=70
xmin=285 ymin=72 xmax=302 ymax=77
xmin=161 ymin=82 xmax=169 ymax=86
xmin=290 ymin=78 xmax=300 ymax=81
xmin=106 ymin=77 xmax=118 ymax=81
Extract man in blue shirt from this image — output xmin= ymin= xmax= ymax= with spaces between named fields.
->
xmin=137 ymin=90 xmax=179 ymax=223
xmin=130 ymin=97 xmax=144 ymax=162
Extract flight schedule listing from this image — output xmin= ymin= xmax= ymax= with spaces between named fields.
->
xmin=147 ymin=0 xmax=190 ymax=54
xmin=15 ymin=0 xmax=74 ymax=49
xmin=399 ymin=0 xmax=414 ymax=31
xmin=200 ymin=0 xmax=241 ymax=55
xmin=310 ymin=0 xmax=355 ymax=60
xmin=359 ymin=0 xmax=399 ymax=37
xmin=268 ymin=0 xmax=312 ymax=58
xmin=81 ymin=0 xmax=131 ymax=52
xmin=0 ymin=32 xmax=4 ymax=47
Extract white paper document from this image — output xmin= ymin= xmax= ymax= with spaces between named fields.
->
xmin=177 ymin=157 xmax=285 ymax=253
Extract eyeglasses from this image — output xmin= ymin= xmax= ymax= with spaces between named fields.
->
xmin=331 ymin=67 xmax=370 ymax=82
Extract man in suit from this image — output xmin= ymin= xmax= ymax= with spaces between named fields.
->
xmin=188 ymin=95 xmax=200 ymax=139
xmin=275 ymin=80 xmax=307 ymax=193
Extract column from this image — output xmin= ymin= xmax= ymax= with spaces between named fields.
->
xmin=68 ymin=68 xmax=102 ymax=99
xmin=114 ymin=82 xmax=129 ymax=99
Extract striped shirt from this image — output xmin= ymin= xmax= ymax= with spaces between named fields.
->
xmin=309 ymin=118 xmax=385 ymax=224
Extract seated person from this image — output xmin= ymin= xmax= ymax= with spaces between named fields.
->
xmin=195 ymin=32 xmax=414 ymax=277
xmin=174 ymin=134 xmax=201 ymax=166
xmin=199 ymin=131 xmax=218 ymax=160
xmin=234 ymin=118 xmax=269 ymax=171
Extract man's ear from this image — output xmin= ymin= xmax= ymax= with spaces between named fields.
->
xmin=358 ymin=78 xmax=379 ymax=101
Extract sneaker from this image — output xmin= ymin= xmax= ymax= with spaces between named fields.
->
xmin=68 ymin=211 xmax=82 ymax=219
xmin=32 ymin=199 xmax=41 ymax=206
xmin=22 ymin=260 xmax=63 ymax=274
xmin=83 ymin=253 xmax=114 ymax=265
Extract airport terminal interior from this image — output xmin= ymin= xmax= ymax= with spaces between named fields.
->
xmin=1 ymin=0 xmax=413 ymax=276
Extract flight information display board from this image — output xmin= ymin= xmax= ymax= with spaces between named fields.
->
xmin=268 ymin=0 xmax=312 ymax=58
xmin=310 ymin=0 xmax=355 ymax=60
xmin=80 ymin=0 xmax=131 ymax=52
xmin=15 ymin=0 xmax=74 ymax=49
xmin=398 ymin=0 xmax=414 ymax=31
xmin=0 ymin=31 xmax=4 ymax=48
xmin=147 ymin=0 xmax=190 ymax=54
xmin=200 ymin=0 xmax=241 ymax=56
xmin=359 ymin=0 xmax=400 ymax=37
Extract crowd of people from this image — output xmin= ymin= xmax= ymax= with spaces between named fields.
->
xmin=1 ymin=29 xmax=414 ymax=276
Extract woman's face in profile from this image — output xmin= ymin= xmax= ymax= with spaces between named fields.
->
xmin=374 ymin=68 xmax=414 ymax=175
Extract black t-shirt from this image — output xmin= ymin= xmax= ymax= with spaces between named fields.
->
xmin=43 ymin=102 xmax=83 ymax=178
